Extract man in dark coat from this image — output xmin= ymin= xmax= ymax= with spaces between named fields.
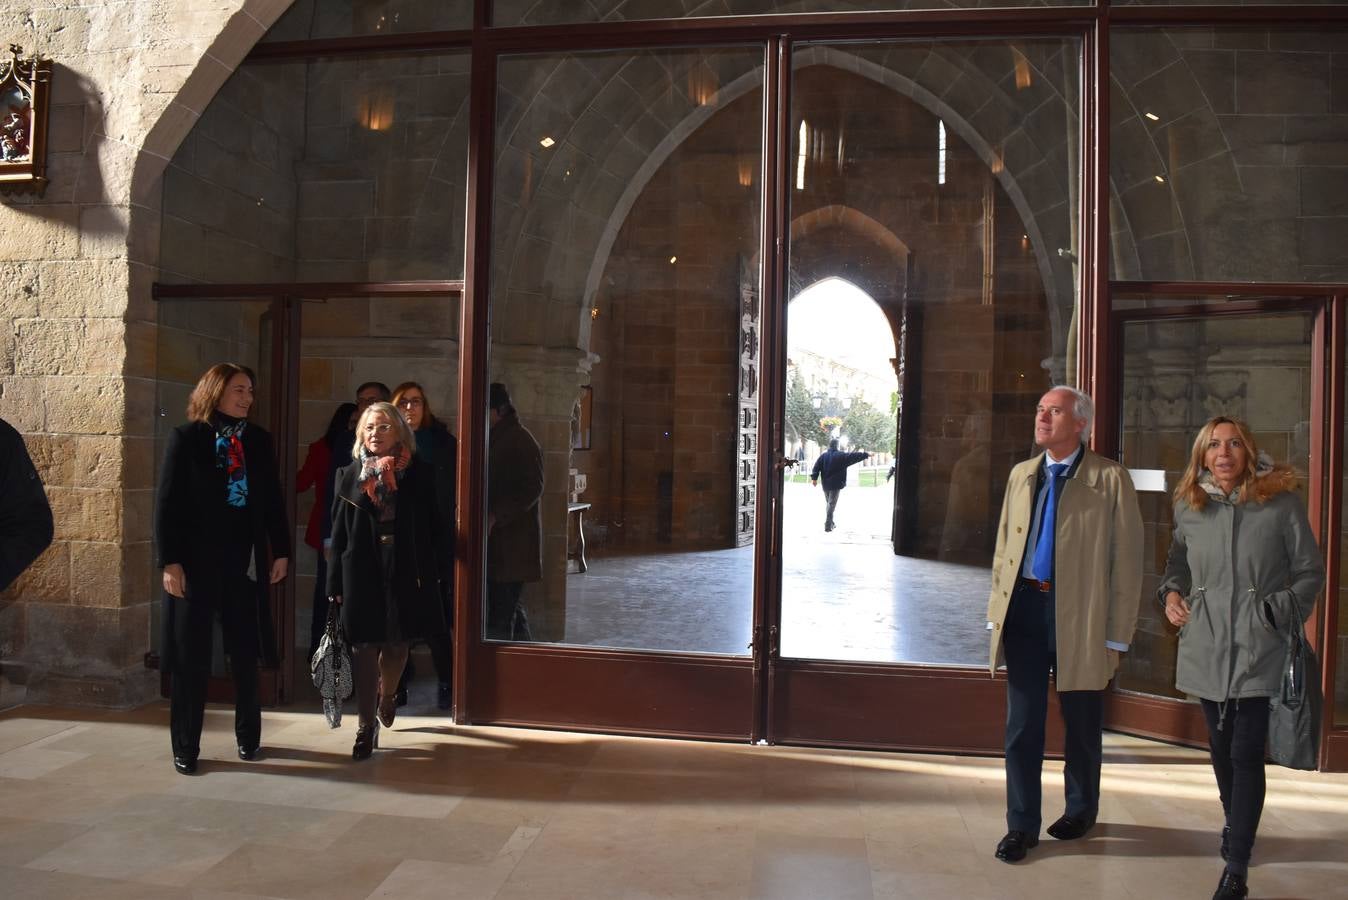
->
xmin=486 ymin=382 xmax=544 ymax=641
xmin=0 ymin=417 xmax=54 ymax=592
xmin=810 ymin=438 xmax=870 ymax=532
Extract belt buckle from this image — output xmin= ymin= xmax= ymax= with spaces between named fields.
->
xmin=378 ymin=534 xmax=394 ymax=545
xmin=1022 ymin=577 xmax=1051 ymax=592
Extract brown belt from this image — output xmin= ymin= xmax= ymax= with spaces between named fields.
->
xmin=1019 ymin=577 xmax=1051 ymax=592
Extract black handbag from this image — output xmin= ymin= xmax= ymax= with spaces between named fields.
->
xmin=310 ymin=602 xmax=354 ymax=729
xmin=1267 ymin=621 xmax=1321 ymax=771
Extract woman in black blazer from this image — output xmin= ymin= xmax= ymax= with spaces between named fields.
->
xmin=155 ymin=363 xmax=291 ymax=775
xmin=328 ymin=402 xmax=449 ymax=759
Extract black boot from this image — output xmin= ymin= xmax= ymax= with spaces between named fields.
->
xmin=352 ymin=721 xmax=379 ymax=761
xmin=1212 ymin=869 xmax=1248 ymax=900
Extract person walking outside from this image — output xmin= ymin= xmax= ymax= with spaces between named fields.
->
xmin=810 ymin=438 xmax=869 ymax=532
xmin=1159 ymin=416 xmax=1323 ymax=900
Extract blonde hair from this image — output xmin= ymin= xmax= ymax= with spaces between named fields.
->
xmin=353 ymin=402 xmax=416 ymax=460
xmin=1174 ymin=416 xmax=1298 ymax=509
xmin=186 ymin=363 xmax=255 ymax=424
xmin=392 ymin=381 xmax=437 ymax=429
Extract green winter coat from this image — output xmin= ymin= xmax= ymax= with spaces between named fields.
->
xmin=1158 ymin=486 xmax=1323 ymax=703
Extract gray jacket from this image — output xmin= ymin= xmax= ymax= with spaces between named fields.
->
xmin=1158 ymin=489 xmax=1323 ymax=702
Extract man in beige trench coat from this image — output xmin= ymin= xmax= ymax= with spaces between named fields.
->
xmin=986 ymin=386 xmax=1143 ymax=863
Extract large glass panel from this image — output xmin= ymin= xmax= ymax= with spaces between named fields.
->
xmin=495 ymin=0 xmax=1089 ymax=26
xmin=486 ymin=47 xmax=765 ymax=651
xmin=1116 ymin=310 xmax=1314 ymax=700
xmin=1110 ymin=29 xmax=1348 ymax=282
xmin=161 ymin=51 xmax=470 ymax=283
xmin=151 ymin=299 xmax=276 ymax=673
xmin=1340 ymin=359 xmax=1348 ymax=726
xmin=780 ymin=38 xmax=1082 ymax=664
xmin=261 ymin=0 xmax=472 ymax=42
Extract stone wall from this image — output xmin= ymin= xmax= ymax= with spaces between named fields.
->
xmin=0 ymin=0 xmax=289 ymax=705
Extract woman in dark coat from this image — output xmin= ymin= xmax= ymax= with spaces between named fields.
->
xmin=393 ymin=381 xmax=457 ymax=710
xmin=328 ymin=402 xmax=450 ymax=759
xmin=296 ymin=402 xmax=357 ymax=657
xmin=1160 ymin=416 xmax=1323 ymax=900
xmin=155 ymin=363 xmax=291 ymax=775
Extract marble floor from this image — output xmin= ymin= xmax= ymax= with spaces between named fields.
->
xmin=2 ymin=703 xmax=1346 ymax=899
xmin=560 ymin=479 xmax=991 ymax=664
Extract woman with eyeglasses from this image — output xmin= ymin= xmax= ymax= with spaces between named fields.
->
xmin=391 ymin=381 xmax=458 ymax=710
xmin=327 ymin=402 xmax=450 ymax=759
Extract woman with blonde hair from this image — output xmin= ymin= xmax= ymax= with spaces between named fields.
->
xmin=328 ymin=402 xmax=450 ymax=759
xmin=1159 ymin=416 xmax=1323 ymax=900
xmin=156 ymin=363 xmax=291 ymax=775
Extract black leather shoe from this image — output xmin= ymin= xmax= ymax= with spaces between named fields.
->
xmin=394 ymin=687 xmax=409 ymax=708
xmin=352 ymin=722 xmax=379 ymax=761
xmin=1219 ymin=825 xmax=1230 ymax=861
xmin=995 ymin=830 xmax=1038 ymax=862
xmin=1047 ymin=814 xmax=1095 ymax=840
xmin=238 ymin=745 xmax=260 ymax=761
xmin=1212 ymin=869 xmax=1248 ymax=900
xmin=173 ymin=755 xmax=198 ymax=775
xmin=437 ymin=681 xmax=452 ymax=710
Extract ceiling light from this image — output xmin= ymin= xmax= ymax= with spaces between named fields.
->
xmin=1144 ymin=112 xmax=1160 ymax=121
xmin=539 ymin=136 xmax=555 ymax=148
xmin=669 ymin=256 xmax=677 ymax=264
xmin=1155 ymin=174 xmax=1166 ymax=183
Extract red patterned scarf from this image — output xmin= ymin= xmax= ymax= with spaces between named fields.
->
xmin=357 ymin=442 xmax=411 ymax=511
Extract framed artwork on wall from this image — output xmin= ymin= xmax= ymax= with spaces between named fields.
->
xmin=0 ymin=45 xmax=52 ymax=197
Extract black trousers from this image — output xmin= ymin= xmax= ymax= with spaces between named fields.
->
xmin=166 ymin=586 xmax=261 ymax=761
xmin=486 ymin=581 xmax=532 ymax=641
xmin=1002 ymin=581 xmax=1104 ymax=834
xmin=1201 ymin=696 xmax=1269 ymax=868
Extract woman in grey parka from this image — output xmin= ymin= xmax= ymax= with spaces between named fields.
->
xmin=1160 ymin=416 xmax=1323 ymax=900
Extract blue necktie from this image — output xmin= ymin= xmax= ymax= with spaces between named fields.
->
xmin=1031 ymin=463 xmax=1067 ymax=582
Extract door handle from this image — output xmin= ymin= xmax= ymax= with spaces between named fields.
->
xmin=775 ymin=455 xmax=798 ymax=470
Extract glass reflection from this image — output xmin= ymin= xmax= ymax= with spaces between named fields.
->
xmin=779 ymin=39 xmax=1082 ymax=665
xmin=486 ymin=48 xmax=765 ymax=652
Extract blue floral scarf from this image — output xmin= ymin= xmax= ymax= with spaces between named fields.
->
xmin=215 ymin=418 xmax=249 ymax=508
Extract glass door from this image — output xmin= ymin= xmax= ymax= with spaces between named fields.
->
xmin=769 ymin=36 xmax=1083 ymax=750
xmin=1106 ymin=299 xmax=1326 ymax=746
xmin=467 ymin=45 xmax=768 ymax=738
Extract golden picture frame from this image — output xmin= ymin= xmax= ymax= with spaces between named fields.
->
xmin=0 ymin=44 xmax=52 ymax=197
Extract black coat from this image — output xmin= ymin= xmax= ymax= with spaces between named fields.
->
xmin=487 ymin=412 xmax=544 ymax=584
xmin=0 ymin=417 xmax=54 ymax=592
xmin=811 ymin=449 xmax=870 ymax=490
xmin=327 ymin=455 xmax=449 ymax=644
xmin=155 ymin=420 xmax=291 ymax=672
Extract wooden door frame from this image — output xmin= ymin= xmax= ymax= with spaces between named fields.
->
xmin=1104 ymin=284 xmax=1347 ymax=771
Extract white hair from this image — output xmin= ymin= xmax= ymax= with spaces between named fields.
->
xmin=1050 ymin=385 xmax=1094 ymax=437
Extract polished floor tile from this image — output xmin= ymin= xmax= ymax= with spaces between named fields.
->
xmin=1 ymin=703 xmax=1346 ymax=899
